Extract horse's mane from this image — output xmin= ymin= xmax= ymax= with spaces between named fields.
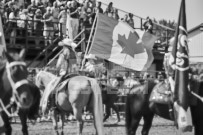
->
xmin=37 ymin=70 xmax=57 ymax=80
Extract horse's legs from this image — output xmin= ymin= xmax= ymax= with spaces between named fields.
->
xmin=73 ymin=107 xmax=84 ymax=135
xmin=59 ymin=113 xmax=65 ymax=135
xmin=141 ymin=114 xmax=154 ymax=135
xmin=191 ymin=106 xmax=203 ymax=135
xmin=1 ymin=112 xmax=12 ymax=135
xmin=19 ymin=110 xmax=28 ymax=135
xmin=103 ymin=105 xmax=110 ymax=122
xmin=11 ymin=107 xmax=16 ymax=123
xmin=111 ymin=104 xmax=120 ymax=123
xmin=127 ymin=115 xmax=142 ymax=135
xmin=50 ymin=109 xmax=59 ymax=135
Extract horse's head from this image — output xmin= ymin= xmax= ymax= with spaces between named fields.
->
xmin=35 ymin=70 xmax=56 ymax=90
xmin=4 ymin=49 xmax=33 ymax=109
xmin=35 ymin=69 xmax=45 ymax=90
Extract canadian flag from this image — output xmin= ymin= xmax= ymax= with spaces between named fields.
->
xmin=89 ymin=13 xmax=158 ymax=71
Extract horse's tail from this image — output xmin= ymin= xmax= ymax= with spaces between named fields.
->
xmin=27 ymin=84 xmax=41 ymax=120
xmin=125 ymin=94 xmax=132 ymax=133
xmin=89 ymin=78 xmax=104 ymax=135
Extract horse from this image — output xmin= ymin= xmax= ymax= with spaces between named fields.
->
xmin=35 ymin=69 xmax=60 ymax=121
xmin=14 ymin=82 xmax=41 ymax=135
xmin=35 ymin=70 xmax=103 ymax=135
xmin=101 ymin=76 xmax=121 ymax=124
xmin=125 ymin=74 xmax=203 ymax=135
xmin=0 ymin=50 xmax=34 ymax=135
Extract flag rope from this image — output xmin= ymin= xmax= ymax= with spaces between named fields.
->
xmin=80 ymin=12 xmax=98 ymax=70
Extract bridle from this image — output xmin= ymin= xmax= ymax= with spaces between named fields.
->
xmin=0 ymin=61 xmax=29 ymax=117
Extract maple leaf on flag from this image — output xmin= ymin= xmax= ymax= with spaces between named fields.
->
xmin=117 ymin=32 xmax=145 ymax=57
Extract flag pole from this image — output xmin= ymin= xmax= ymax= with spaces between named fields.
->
xmin=0 ymin=16 xmax=7 ymax=53
xmin=80 ymin=12 xmax=98 ymax=70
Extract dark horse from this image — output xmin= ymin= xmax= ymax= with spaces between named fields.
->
xmin=0 ymin=50 xmax=34 ymax=135
xmin=125 ymin=76 xmax=203 ymax=135
xmin=102 ymin=87 xmax=121 ymax=123
xmin=17 ymin=82 xmax=41 ymax=135
xmin=101 ymin=76 xmax=125 ymax=123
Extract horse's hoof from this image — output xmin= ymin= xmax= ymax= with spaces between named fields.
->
xmin=30 ymin=120 xmax=36 ymax=125
xmin=41 ymin=117 xmax=46 ymax=121
xmin=37 ymin=118 xmax=41 ymax=123
xmin=47 ymin=117 xmax=51 ymax=121
xmin=85 ymin=115 xmax=91 ymax=120
xmin=68 ymin=115 xmax=76 ymax=121
xmin=82 ymin=115 xmax=86 ymax=120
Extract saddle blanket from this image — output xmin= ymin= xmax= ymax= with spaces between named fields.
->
xmin=149 ymin=82 xmax=173 ymax=104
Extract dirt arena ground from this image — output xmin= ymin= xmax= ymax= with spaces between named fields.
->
xmin=11 ymin=116 xmax=194 ymax=135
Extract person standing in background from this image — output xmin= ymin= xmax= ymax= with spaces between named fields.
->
xmin=112 ymin=8 xmax=119 ymax=20
xmin=42 ymin=7 xmax=54 ymax=46
xmin=51 ymin=1 xmax=59 ymax=33
xmin=127 ymin=13 xmax=134 ymax=28
xmin=67 ymin=1 xmax=79 ymax=40
xmin=143 ymin=16 xmax=153 ymax=34
xmin=105 ymin=2 xmax=113 ymax=18
xmin=34 ymin=9 xmax=43 ymax=45
xmin=58 ymin=5 xmax=67 ymax=37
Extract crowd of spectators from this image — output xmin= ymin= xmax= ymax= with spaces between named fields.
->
xmin=0 ymin=0 xmax=153 ymax=46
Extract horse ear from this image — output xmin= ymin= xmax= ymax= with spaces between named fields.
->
xmin=4 ymin=50 xmax=14 ymax=63
xmin=19 ymin=49 xmax=26 ymax=60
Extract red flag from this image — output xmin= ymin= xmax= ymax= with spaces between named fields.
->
xmin=170 ymin=0 xmax=192 ymax=132
xmin=89 ymin=13 xmax=157 ymax=71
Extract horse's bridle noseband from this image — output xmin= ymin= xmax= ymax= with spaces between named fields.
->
xmin=0 ymin=61 xmax=29 ymax=117
xmin=6 ymin=61 xmax=29 ymax=106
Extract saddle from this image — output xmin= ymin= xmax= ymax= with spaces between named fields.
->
xmin=60 ymin=73 xmax=79 ymax=83
xmin=149 ymin=81 xmax=173 ymax=104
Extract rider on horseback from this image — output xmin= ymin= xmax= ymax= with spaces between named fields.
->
xmin=49 ymin=38 xmax=78 ymax=109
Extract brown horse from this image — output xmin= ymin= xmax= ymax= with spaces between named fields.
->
xmin=0 ymin=50 xmax=33 ymax=135
xmin=125 ymin=76 xmax=203 ymax=135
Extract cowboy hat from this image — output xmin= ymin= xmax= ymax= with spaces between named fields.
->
xmin=67 ymin=1 xmax=71 ymax=7
xmin=35 ymin=9 xmax=42 ymax=14
xmin=22 ymin=9 xmax=28 ymax=14
xmin=85 ymin=54 xmax=97 ymax=60
xmin=58 ymin=38 xmax=77 ymax=49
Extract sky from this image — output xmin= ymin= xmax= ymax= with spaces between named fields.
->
xmin=99 ymin=0 xmax=203 ymax=30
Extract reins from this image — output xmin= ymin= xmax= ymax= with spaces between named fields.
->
xmin=0 ymin=98 xmax=18 ymax=117
xmin=190 ymin=91 xmax=203 ymax=103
